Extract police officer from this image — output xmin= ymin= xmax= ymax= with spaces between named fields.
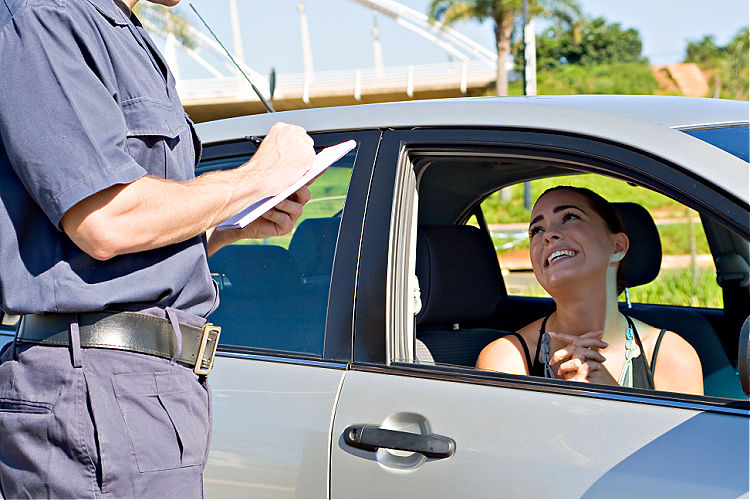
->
xmin=0 ymin=0 xmax=314 ymax=497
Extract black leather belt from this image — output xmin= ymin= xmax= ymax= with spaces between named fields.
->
xmin=16 ymin=312 xmax=221 ymax=375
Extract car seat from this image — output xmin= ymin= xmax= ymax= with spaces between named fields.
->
xmin=415 ymin=225 xmax=510 ymax=366
xmin=208 ymin=244 xmax=324 ymax=354
xmin=614 ymin=202 xmax=744 ymax=398
xmin=288 ymin=216 xmax=341 ymax=283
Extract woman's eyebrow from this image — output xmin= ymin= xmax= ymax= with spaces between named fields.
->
xmin=529 ymin=214 xmax=544 ymax=226
xmin=553 ymin=204 xmax=586 ymax=214
xmin=529 ymin=205 xmax=587 ymax=227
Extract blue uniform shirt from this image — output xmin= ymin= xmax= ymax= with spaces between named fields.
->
xmin=0 ymin=0 xmax=218 ymax=316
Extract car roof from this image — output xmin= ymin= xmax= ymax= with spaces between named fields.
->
xmin=197 ymin=95 xmax=747 ymax=141
xmin=196 ymin=95 xmax=749 ymax=204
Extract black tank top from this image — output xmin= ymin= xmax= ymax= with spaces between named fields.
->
xmin=508 ymin=314 xmax=666 ymax=390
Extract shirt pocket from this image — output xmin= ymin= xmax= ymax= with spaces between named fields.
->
xmin=121 ymin=97 xmax=187 ymax=178
xmin=112 ymin=371 xmax=209 ymax=472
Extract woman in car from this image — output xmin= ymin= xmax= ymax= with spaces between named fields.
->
xmin=476 ymin=186 xmax=704 ymax=394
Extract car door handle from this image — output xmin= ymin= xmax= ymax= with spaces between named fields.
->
xmin=343 ymin=425 xmax=455 ymax=459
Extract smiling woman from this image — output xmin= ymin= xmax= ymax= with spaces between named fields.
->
xmin=476 ymin=186 xmax=704 ymax=395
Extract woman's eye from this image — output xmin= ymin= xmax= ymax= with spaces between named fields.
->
xmin=562 ymin=212 xmax=579 ymax=222
xmin=529 ymin=226 xmax=543 ymax=237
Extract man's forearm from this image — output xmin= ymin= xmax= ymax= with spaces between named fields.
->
xmin=62 ymin=170 xmax=259 ymax=260
xmin=61 ymin=122 xmax=314 ymax=260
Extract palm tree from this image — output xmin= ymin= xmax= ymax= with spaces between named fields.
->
xmin=428 ymin=0 xmax=582 ymax=96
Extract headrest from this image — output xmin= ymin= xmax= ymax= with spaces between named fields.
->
xmin=613 ymin=202 xmax=662 ymax=288
xmin=288 ymin=217 xmax=340 ymax=277
xmin=416 ymin=225 xmax=503 ymax=325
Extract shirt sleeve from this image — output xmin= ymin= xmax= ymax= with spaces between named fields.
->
xmin=0 ymin=2 xmax=147 ymax=228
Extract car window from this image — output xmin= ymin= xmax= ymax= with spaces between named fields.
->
xmin=683 ymin=125 xmax=749 ymax=162
xmin=200 ymin=146 xmax=356 ymax=355
xmin=397 ymin=145 xmax=746 ymax=400
xmin=482 ymin=175 xmax=723 ymax=309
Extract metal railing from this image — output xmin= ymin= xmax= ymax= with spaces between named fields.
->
xmin=177 ymin=59 xmax=498 ymax=102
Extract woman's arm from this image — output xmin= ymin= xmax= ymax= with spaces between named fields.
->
xmin=652 ymin=332 xmax=704 ymax=395
xmin=476 ymin=336 xmax=530 ymax=375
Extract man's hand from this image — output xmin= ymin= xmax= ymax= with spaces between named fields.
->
xmin=206 ymin=186 xmax=311 ymax=255
xmin=239 ymin=123 xmax=315 ymax=200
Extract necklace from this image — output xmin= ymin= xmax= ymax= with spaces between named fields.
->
xmin=617 ymin=325 xmax=636 ymax=387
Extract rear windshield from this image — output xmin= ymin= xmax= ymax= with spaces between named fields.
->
xmin=683 ymin=125 xmax=749 ymax=162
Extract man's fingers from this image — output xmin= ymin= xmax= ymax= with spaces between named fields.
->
xmin=290 ymin=186 xmax=312 ymax=205
xmin=260 ymin=207 xmax=294 ymax=233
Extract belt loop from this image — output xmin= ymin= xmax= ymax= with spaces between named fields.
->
xmin=69 ymin=314 xmax=83 ymax=369
xmin=165 ymin=307 xmax=183 ymax=364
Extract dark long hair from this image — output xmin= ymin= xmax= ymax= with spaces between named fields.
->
xmin=536 ymin=186 xmax=627 ymax=294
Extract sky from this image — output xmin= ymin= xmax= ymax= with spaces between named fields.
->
xmin=177 ymin=0 xmax=749 ymax=77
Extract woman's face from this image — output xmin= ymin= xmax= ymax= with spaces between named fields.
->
xmin=528 ymin=189 xmax=627 ymax=296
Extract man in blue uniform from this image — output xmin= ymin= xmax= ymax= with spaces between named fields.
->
xmin=0 ymin=0 xmax=314 ymax=497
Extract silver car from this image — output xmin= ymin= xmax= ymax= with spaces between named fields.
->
xmin=2 ymin=95 xmax=748 ymax=498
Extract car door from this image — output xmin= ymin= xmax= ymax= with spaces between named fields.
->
xmin=330 ymin=128 xmax=750 ymax=498
xmin=200 ymin=130 xmax=379 ymax=498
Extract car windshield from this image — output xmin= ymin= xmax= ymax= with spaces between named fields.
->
xmin=683 ymin=125 xmax=749 ymax=162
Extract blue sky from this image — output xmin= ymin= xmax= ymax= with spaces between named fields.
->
xmin=178 ymin=0 xmax=748 ymax=76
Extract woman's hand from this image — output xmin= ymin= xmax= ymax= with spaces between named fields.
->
xmin=548 ymin=331 xmax=618 ymax=385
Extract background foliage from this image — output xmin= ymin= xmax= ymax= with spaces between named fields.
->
xmin=684 ymin=28 xmax=749 ymax=100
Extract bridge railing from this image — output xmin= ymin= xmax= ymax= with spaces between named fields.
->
xmin=176 ymin=59 xmax=499 ymax=102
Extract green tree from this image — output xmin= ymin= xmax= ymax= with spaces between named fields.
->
xmin=428 ymin=0 xmax=582 ymax=96
xmin=685 ymin=28 xmax=748 ymax=99
xmin=531 ymin=16 xmax=646 ymax=69
xmin=133 ymin=3 xmax=196 ymax=49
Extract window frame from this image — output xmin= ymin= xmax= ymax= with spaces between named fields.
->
xmin=201 ymin=129 xmax=381 ymax=363
xmin=353 ymin=127 xmax=749 ymax=413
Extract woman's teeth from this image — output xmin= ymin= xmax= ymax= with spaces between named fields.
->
xmin=547 ymin=249 xmax=576 ymax=265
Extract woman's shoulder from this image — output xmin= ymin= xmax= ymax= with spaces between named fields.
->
xmin=476 ymin=319 xmax=543 ymax=374
xmin=629 ymin=317 xmax=703 ymax=394
xmin=629 ymin=317 xmax=692 ymax=359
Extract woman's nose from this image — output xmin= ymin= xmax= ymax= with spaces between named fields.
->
xmin=544 ymin=229 xmax=561 ymax=242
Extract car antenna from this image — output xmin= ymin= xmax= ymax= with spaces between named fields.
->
xmin=189 ymin=3 xmax=275 ymax=113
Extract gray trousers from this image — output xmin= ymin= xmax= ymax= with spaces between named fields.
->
xmin=0 ymin=335 xmax=211 ymax=499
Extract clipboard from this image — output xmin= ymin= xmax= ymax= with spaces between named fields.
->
xmin=217 ymin=139 xmax=356 ymax=230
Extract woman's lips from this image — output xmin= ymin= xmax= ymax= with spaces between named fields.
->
xmin=545 ymin=249 xmax=578 ymax=267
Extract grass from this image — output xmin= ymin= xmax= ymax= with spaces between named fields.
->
xmin=482 ymin=174 xmax=681 ymax=224
xmin=628 ymin=267 xmax=722 ymax=308
xmin=512 ymin=267 xmax=722 ymax=308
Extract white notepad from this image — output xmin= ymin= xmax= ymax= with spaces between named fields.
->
xmin=217 ymin=139 xmax=356 ymax=230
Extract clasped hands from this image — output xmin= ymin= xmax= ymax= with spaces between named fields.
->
xmin=547 ymin=331 xmax=618 ymax=385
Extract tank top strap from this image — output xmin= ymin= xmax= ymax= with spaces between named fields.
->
xmin=650 ymin=328 xmax=667 ymax=374
xmin=625 ymin=315 xmax=656 ymax=389
xmin=504 ymin=332 xmax=533 ymax=373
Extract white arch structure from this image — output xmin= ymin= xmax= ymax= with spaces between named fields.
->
xmin=143 ymin=0 xmax=501 ymax=120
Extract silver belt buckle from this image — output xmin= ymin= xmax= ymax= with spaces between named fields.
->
xmin=194 ymin=323 xmax=221 ymax=375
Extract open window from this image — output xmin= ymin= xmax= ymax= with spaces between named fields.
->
xmin=385 ymin=134 xmax=748 ymax=402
